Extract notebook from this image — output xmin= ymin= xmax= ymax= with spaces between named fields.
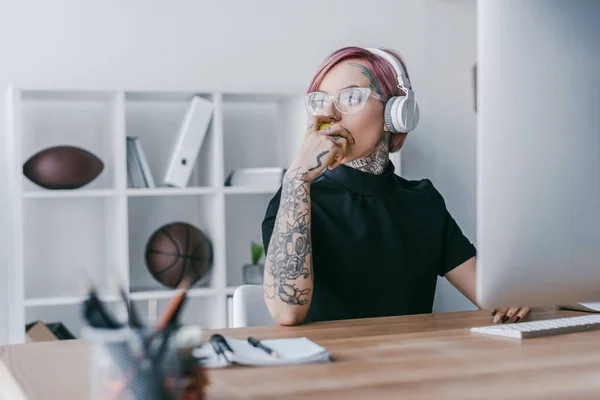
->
xmin=193 ymin=336 xmax=330 ymax=368
xmin=558 ymin=302 xmax=600 ymax=313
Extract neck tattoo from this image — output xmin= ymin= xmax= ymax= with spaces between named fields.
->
xmin=346 ymin=131 xmax=391 ymax=175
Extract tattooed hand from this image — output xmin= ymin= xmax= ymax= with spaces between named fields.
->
xmin=291 ymin=115 xmax=355 ymax=182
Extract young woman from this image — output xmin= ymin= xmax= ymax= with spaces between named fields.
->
xmin=261 ymin=46 xmax=529 ymax=326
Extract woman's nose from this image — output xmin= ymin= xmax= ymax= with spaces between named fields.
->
xmin=324 ymin=103 xmax=341 ymax=121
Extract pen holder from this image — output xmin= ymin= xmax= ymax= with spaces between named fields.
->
xmin=82 ymin=325 xmax=182 ymax=400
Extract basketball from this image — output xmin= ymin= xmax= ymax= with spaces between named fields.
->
xmin=145 ymin=222 xmax=213 ymax=288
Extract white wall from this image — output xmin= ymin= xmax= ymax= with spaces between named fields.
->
xmin=0 ymin=0 xmax=478 ymax=340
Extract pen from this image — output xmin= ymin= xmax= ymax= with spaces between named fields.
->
xmin=248 ymin=336 xmax=279 ymax=359
xmin=111 ymin=271 xmax=144 ymax=329
xmin=210 ymin=334 xmax=234 ymax=362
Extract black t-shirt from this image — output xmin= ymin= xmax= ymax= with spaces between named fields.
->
xmin=261 ymin=161 xmax=476 ymax=323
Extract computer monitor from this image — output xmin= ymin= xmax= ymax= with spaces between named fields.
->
xmin=476 ymin=0 xmax=600 ymax=309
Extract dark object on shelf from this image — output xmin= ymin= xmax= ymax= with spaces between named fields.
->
xmin=145 ymin=222 xmax=213 ymax=288
xmin=23 ymin=145 xmax=104 ymax=189
xmin=25 ymin=320 xmax=76 ymax=341
xmin=46 ymin=321 xmax=77 ymax=339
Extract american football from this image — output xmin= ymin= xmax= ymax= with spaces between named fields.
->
xmin=23 ymin=145 xmax=104 ymax=189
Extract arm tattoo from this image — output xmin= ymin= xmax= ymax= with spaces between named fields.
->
xmin=308 ymin=150 xmax=330 ymax=172
xmin=264 ymin=167 xmax=313 ymax=305
xmin=349 ymin=62 xmax=383 ymax=96
xmin=347 ymin=132 xmax=390 ymax=174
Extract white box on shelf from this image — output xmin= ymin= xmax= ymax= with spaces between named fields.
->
xmin=163 ymin=95 xmax=214 ymax=188
xmin=225 ymin=167 xmax=285 ymax=187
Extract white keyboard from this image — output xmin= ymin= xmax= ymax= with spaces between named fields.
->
xmin=470 ymin=315 xmax=600 ymax=339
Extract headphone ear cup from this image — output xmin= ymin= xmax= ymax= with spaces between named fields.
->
xmin=384 ymin=96 xmax=420 ymax=133
xmin=400 ymin=98 xmax=419 ymax=132
xmin=384 ymin=97 xmax=401 ymax=134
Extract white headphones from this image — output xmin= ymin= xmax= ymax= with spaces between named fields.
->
xmin=364 ymin=47 xmax=420 ymax=134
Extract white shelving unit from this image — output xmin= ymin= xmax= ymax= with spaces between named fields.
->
xmin=1 ymin=86 xmax=401 ymax=345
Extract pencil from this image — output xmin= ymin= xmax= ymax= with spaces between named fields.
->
xmin=248 ymin=336 xmax=279 ymax=359
xmin=156 ymin=275 xmax=193 ymax=330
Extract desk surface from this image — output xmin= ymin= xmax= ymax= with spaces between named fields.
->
xmin=2 ymin=307 xmax=600 ymax=400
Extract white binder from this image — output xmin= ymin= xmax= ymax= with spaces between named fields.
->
xmin=163 ymin=95 xmax=214 ymax=187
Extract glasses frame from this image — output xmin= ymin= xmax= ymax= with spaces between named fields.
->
xmin=304 ymin=87 xmax=385 ymax=116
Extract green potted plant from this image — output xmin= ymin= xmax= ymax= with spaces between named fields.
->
xmin=243 ymin=240 xmax=265 ymax=284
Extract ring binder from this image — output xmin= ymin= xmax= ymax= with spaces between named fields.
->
xmin=163 ymin=96 xmax=214 ymax=187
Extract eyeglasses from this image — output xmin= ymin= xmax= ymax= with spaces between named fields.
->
xmin=304 ymin=87 xmax=385 ymax=116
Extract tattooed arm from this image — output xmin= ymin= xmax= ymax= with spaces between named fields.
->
xmin=263 ymin=168 xmax=314 ymax=325
xmin=263 ymin=115 xmax=354 ymax=325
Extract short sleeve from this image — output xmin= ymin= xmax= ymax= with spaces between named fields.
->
xmin=433 ymin=186 xmax=477 ymax=276
xmin=261 ymin=185 xmax=283 ymax=254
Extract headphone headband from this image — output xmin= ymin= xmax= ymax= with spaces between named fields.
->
xmin=364 ymin=47 xmax=412 ymax=91
xmin=362 ymin=46 xmax=419 ymax=134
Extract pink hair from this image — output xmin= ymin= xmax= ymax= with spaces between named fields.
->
xmin=306 ymin=46 xmax=411 ymax=153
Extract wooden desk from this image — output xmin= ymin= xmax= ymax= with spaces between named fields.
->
xmin=2 ymin=307 xmax=600 ymax=399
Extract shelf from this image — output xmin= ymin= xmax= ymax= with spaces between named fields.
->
xmin=222 ymin=186 xmax=279 ymax=195
xmin=23 ymin=196 xmax=126 ymax=299
xmin=131 ymin=295 xmax=223 ymax=329
xmin=21 ymin=89 xmax=119 ymax=102
xmin=25 ymin=300 xmax=127 ymax=339
xmin=129 ymin=287 xmax=218 ymax=301
xmin=222 ymin=94 xmax=304 ymax=186
xmin=19 ymin=90 xmax=120 ymax=192
xmin=125 ymin=91 xmax=212 ymax=103
xmin=225 ymin=193 xmax=272 ymax=287
xmin=24 ymin=294 xmax=120 ymax=307
xmin=127 ymin=187 xmax=216 ymax=197
xmin=125 ymin=92 xmax=219 ymax=189
xmin=25 ymin=288 xmax=238 ymax=306
xmin=222 ymin=91 xmax=303 ymax=102
xmin=224 ymin=286 xmax=238 ymax=295
xmin=128 ymin=195 xmax=220 ymax=292
xmin=23 ymin=189 xmax=118 ymax=199
xmin=3 ymin=87 xmax=307 ymax=344
xmin=127 ymin=186 xmax=279 ymax=196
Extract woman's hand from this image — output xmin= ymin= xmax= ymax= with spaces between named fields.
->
xmin=443 ymin=258 xmax=531 ymax=325
xmin=491 ymin=307 xmax=530 ymax=323
xmin=290 ymin=115 xmax=355 ymax=182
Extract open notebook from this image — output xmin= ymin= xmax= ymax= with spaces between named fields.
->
xmin=193 ymin=336 xmax=330 ymax=368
